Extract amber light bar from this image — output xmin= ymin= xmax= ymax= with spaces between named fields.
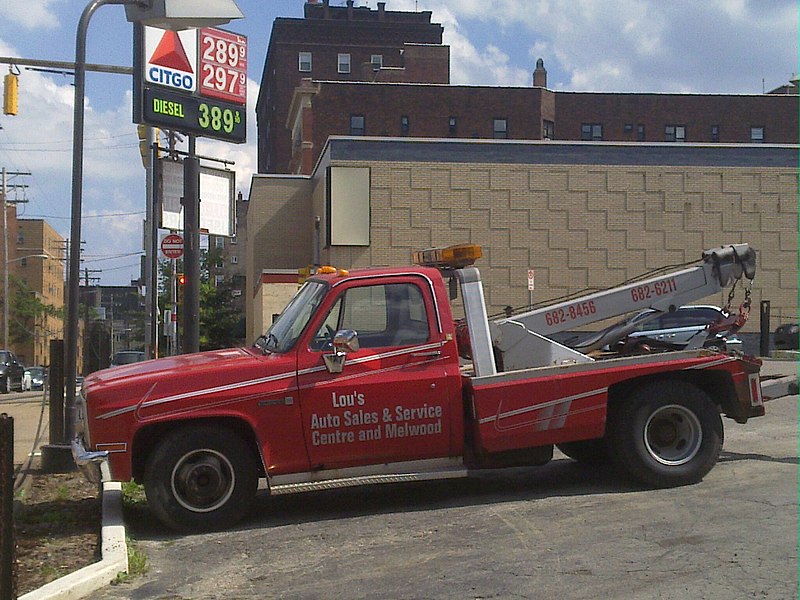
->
xmin=413 ymin=243 xmax=483 ymax=269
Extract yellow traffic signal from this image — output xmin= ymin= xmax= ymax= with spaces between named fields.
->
xmin=3 ymin=73 xmax=18 ymax=116
xmin=137 ymin=124 xmax=161 ymax=167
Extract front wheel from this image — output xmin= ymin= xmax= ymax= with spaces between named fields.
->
xmin=608 ymin=380 xmax=723 ymax=487
xmin=1 ymin=377 xmax=10 ymax=394
xmin=144 ymin=425 xmax=259 ymax=532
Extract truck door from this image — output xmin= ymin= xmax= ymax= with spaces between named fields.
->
xmin=297 ymin=277 xmax=452 ymax=470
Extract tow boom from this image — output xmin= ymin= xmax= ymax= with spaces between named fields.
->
xmin=491 ymin=244 xmax=756 ymax=371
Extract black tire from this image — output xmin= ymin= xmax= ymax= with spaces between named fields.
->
xmin=1 ymin=377 xmax=10 ymax=394
xmin=556 ymin=438 xmax=611 ymax=465
xmin=144 ymin=425 xmax=259 ymax=532
xmin=608 ymin=380 xmax=723 ymax=488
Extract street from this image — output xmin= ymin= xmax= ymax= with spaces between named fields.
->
xmin=0 ymin=389 xmax=50 ymax=468
xmin=94 ymin=389 xmax=798 ymax=600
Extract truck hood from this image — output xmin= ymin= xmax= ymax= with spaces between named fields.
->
xmin=83 ymin=346 xmax=298 ymax=422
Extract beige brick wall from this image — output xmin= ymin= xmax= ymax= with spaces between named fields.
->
xmin=320 ymin=161 xmax=798 ymax=331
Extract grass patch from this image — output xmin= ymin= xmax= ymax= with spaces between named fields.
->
xmin=112 ymin=538 xmax=148 ymax=585
xmin=121 ymin=481 xmax=147 ymax=508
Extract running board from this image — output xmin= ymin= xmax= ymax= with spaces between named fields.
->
xmin=269 ymin=468 xmax=468 ymax=495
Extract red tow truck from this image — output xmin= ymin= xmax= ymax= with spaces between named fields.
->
xmin=73 ymin=243 xmax=764 ymax=531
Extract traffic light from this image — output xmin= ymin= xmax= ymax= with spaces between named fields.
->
xmin=177 ymin=273 xmax=185 ymax=304
xmin=4 ymin=73 xmax=18 ymax=116
xmin=137 ymin=124 xmax=161 ymax=167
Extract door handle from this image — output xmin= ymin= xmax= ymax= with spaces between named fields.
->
xmin=412 ymin=351 xmax=441 ymax=357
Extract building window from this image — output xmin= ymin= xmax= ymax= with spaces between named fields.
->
xmin=493 ymin=118 xmax=508 ymax=139
xmin=298 ymin=52 xmax=312 ymax=72
xmin=400 ymin=115 xmax=410 ymax=136
xmin=215 ymin=275 xmax=225 ymax=287
xmin=350 ymin=115 xmax=365 ymax=135
xmin=665 ymin=125 xmax=686 ymax=142
xmin=543 ymin=120 xmax=555 ymax=140
xmin=637 ymin=124 xmax=645 ymax=141
xmin=338 ymin=53 xmax=351 ymax=74
xmin=581 ymin=123 xmax=603 ymax=141
xmin=623 ymin=123 xmax=633 ymax=134
xmin=231 ymin=255 xmax=238 ymax=264
xmin=448 ymin=117 xmax=457 ymax=136
xmin=370 ymin=54 xmax=383 ymax=70
xmin=711 ymin=125 xmax=720 ymax=142
xmin=215 ymin=237 xmax=225 ymax=249
xmin=230 ymin=235 xmax=237 ymax=245
xmin=750 ymin=126 xmax=764 ymax=143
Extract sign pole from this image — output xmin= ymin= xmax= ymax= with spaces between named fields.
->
xmin=182 ymin=135 xmax=200 ymax=354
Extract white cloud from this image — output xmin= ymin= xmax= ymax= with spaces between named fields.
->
xmin=0 ymin=0 xmax=62 ymax=29
xmin=406 ymin=0 xmax=798 ymax=93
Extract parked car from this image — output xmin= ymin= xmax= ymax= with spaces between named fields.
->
xmin=110 ymin=351 xmax=147 ymax=367
xmin=27 ymin=366 xmax=46 ymax=391
xmin=0 ymin=350 xmax=26 ymax=393
xmin=774 ymin=323 xmax=799 ymax=350
xmin=609 ymin=305 xmax=743 ymax=353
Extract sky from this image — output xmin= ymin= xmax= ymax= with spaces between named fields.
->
xmin=0 ymin=0 xmax=796 ymax=286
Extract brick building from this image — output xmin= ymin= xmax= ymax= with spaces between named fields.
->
xmin=284 ymin=78 xmax=799 ymax=175
xmin=256 ymin=0 xmax=448 ymax=173
xmin=247 ymin=138 xmax=798 ymax=343
xmin=14 ymin=218 xmax=65 ymax=367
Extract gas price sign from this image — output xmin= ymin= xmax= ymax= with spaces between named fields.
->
xmin=135 ymin=25 xmax=247 ymax=144
xmin=199 ymin=28 xmax=247 ymax=105
xmin=143 ymin=88 xmax=246 ymax=143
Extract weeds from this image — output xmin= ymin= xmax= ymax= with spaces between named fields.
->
xmin=121 ymin=481 xmax=147 ymax=508
xmin=112 ymin=538 xmax=148 ymax=585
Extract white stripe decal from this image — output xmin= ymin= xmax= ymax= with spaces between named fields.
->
xmin=685 ymin=356 xmax=736 ymax=370
xmin=478 ymin=387 xmax=607 ymax=426
xmin=97 ymin=341 xmax=447 ymax=421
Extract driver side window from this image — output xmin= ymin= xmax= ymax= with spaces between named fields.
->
xmin=310 ymin=283 xmax=430 ymax=351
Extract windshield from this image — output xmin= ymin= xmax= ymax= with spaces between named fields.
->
xmin=255 ymin=280 xmax=328 ymax=353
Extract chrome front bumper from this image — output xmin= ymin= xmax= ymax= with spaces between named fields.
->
xmin=71 ymin=435 xmax=107 ymax=484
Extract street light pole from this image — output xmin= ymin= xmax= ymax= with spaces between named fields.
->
xmin=63 ymin=0 xmax=244 ymax=456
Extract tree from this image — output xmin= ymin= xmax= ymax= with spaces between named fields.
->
xmin=157 ymin=246 xmax=245 ymax=352
xmin=9 ymin=276 xmax=62 ymax=347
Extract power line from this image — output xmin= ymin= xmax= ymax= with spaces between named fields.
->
xmin=25 ymin=211 xmax=145 ymax=220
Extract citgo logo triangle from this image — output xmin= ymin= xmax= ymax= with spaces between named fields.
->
xmin=150 ymin=30 xmax=193 ymax=73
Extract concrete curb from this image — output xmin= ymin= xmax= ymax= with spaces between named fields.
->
xmin=762 ymin=375 xmax=800 ymax=401
xmin=19 ymin=463 xmax=128 ymax=600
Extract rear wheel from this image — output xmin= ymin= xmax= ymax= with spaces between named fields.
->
xmin=608 ymin=380 xmax=723 ymax=487
xmin=1 ymin=377 xmax=10 ymax=394
xmin=144 ymin=425 xmax=259 ymax=532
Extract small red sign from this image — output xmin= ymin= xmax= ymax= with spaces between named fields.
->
xmin=198 ymin=27 xmax=247 ymax=105
xmin=161 ymin=234 xmax=184 ymax=259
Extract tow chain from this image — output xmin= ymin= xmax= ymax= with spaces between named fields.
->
xmin=709 ymin=277 xmax=752 ymax=335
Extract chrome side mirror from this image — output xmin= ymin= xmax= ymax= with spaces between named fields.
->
xmin=323 ymin=330 xmax=359 ymax=373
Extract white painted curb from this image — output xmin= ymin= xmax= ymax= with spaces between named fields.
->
xmin=19 ymin=463 xmax=128 ymax=600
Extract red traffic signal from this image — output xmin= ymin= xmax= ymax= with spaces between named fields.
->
xmin=178 ymin=274 xmax=186 ymax=285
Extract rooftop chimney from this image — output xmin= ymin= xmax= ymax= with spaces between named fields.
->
xmin=378 ymin=2 xmax=386 ymax=20
xmin=347 ymin=0 xmax=354 ymax=20
xmin=533 ymin=58 xmax=547 ymax=88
